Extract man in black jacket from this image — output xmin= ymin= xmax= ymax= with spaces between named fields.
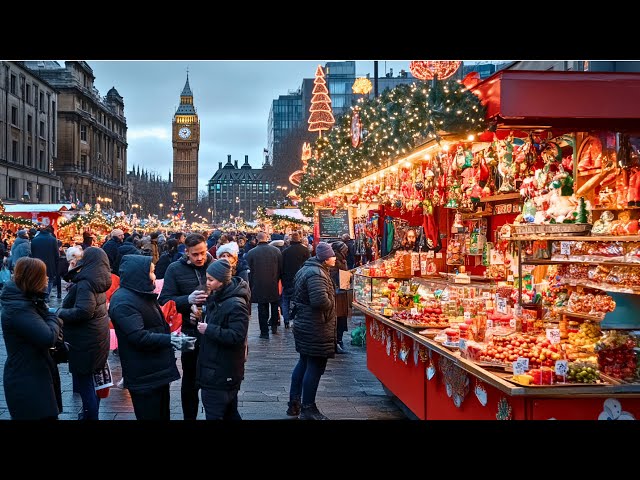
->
xmin=102 ymin=229 xmax=124 ymax=274
xmin=194 ymin=259 xmax=250 ymax=420
xmin=30 ymin=225 xmax=59 ymax=296
xmin=158 ymin=233 xmax=212 ymax=420
xmin=281 ymin=232 xmax=310 ymax=329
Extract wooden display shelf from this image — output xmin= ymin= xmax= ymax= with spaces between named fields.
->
xmin=578 ymin=168 xmax=603 ymax=177
xmin=592 ymin=206 xmax=640 ymax=211
xmin=478 ymin=192 xmax=521 ymax=203
xmin=557 ymin=279 xmax=640 ymax=296
xmin=522 ymin=259 xmax=638 ymax=267
xmin=555 ymin=308 xmax=605 ymax=322
xmin=510 ymin=235 xmax=640 ymax=242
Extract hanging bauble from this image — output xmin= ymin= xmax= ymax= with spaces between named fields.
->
xmin=394 ymin=199 xmax=403 ymax=209
xmin=409 ymin=61 xmax=462 ymax=81
xmin=414 ymin=181 xmax=424 ymax=191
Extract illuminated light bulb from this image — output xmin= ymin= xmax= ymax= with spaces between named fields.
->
xmin=467 ymin=134 xmax=475 ymax=141
xmin=424 ymin=153 xmax=431 ymax=160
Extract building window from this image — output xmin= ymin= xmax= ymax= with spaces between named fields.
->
xmin=26 ymin=84 xmax=31 ymax=104
xmin=26 ymin=182 xmax=32 ymax=201
xmin=27 ymin=146 xmax=32 ymax=167
xmin=10 ymin=75 xmax=16 ymax=94
xmin=11 ymin=106 xmax=17 ymax=125
xmin=80 ymin=125 xmax=87 ymax=142
xmin=8 ymin=178 xmax=17 ymax=199
xmin=12 ymin=141 xmax=17 ymax=162
xmin=40 ymin=121 xmax=45 ymax=137
xmin=39 ymin=150 xmax=45 ymax=171
xmin=52 ymin=101 xmax=56 ymax=136
xmin=39 ymin=92 xmax=45 ymax=112
xmin=80 ymin=154 xmax=87 ymax=171
xmin=27 ymin=115 xmax=32 ymax=134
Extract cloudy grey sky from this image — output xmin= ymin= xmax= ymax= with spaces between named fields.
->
xmin=85 ymin=60 xmax=413 ymax=192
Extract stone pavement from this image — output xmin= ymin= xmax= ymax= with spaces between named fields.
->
xmin=0 ymin=289 xmax=406 ymax=420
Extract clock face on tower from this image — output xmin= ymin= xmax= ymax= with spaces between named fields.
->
xmin=178 ymin=127 xmax=191 ymax=139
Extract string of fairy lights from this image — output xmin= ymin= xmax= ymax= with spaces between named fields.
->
xmin=297 ymin=79 xmax=487 ymax=216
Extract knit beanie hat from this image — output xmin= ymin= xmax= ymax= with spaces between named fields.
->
xmin=207 ymin=258 xmax=232 ymax=284
xmin=216 ymin=241 xmax=239 ymax=258
xmin=316 ymin=242 xmax=336 ymax=262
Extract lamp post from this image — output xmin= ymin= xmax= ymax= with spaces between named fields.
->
xmin=159 ymin=203 xmax=164 ymax=217
xmin=208 ymin=207 xmax=213 ymax=223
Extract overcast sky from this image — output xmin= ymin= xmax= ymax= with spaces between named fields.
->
xmin=85 ymin=60 xmax=415 ymax=192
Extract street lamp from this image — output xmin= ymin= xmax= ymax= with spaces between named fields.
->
xmin=159 ymin=203 xmax=164 ymax=217
xmin=208 ymin=207 xmax=213 ymax=223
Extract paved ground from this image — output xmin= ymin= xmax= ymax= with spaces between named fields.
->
xmin=0 ymin=287 xmax=406 ymax=420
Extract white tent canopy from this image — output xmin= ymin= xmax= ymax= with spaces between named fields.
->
xmin=4 ymin=203 xmax=74 ymax=213
xmin=265 ymin=208 xmax=311 ymax=222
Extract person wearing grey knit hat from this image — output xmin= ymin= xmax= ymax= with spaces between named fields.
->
xmin=192 ymin=257 xmax=251 ymax=420
xmin=206 ymin=258 xmax=232 ymax=285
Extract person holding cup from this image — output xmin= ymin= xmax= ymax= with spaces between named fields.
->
xmin=158 ymin=233 xmax=213 ymax=420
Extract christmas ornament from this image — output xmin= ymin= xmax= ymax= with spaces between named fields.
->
xmin=496 ymin=397 xmax=513 ymax=420
xmin=409 ymin=61 xmax=462 ymax=80
xmin=474 ymin=381 xmax=488 ymax=407
xmin=308 ymin=65 xmax=335 ymax=136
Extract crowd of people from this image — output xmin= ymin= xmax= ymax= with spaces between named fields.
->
xmin=0 ymin=224 xmax=358 ymax=421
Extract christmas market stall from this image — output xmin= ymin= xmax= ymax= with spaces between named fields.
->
xmin=3 ymin=203 xmax=74 ymax=231
xmin=300 ymin=65 xmax=640 ymax=420
xmin=256 ymin=206 xmax=312 ymax=235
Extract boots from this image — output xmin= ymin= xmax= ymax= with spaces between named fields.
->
xmin=286 ymin=398 xmax=301 ymax=417
xmin=299 ymin=403 xmax=329 ymax=420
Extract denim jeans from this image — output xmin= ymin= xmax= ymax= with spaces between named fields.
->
xmin=72 ymin=372 xmax=100 ymax=420
xmin=281 ymin=291 xmax=292 ymax=324
xmin=47 ymin=275 xmax=55 ymax=296
xmin=289 ymin=354 xmax=328 ymax=406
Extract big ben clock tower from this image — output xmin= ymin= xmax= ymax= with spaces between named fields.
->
xmin=172 ymin=73 xmax=200 ymax=212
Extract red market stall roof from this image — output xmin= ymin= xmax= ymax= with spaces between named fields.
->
xmin=472 ymin=70 xmax=640 ymax=130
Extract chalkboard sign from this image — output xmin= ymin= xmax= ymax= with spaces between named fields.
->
xmin=318 ymin=209 xmax=350 ymax=238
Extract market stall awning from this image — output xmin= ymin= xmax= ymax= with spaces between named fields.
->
xmin=4 ymin=203 xmax=74 ymax=213
xmin=265 ymin=208 xmax=312 ymax=222
xmin=472 ymin=70 xmax=640 ymax=130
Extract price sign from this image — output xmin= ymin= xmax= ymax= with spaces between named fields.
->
xmin=411 ymin=307 xmax=419 ymax=316
xmin=496 ymin=296 xmax=507 ymax=314
xmin=555 ymin=360 xmax=569 ymax=377
xmin=512 ymin=358 xmax=529 ymax=376
xmin=560 ymin=242 xmax=571 ymax=255
xmin=464 ymin=311 xmax=471 ymax=321
xmin=509 ymin=318 xmax=517 ymax=329
xmin=427 ymin=250 xmax=435 ymax=258
xmin=459 ymin=338 xmax=467 ymax=350
xmin=436 ymin=252 xmax=443 ymax=259
xmin=482 ymin=292 xmax=491 ymax=299
xmin=514 ymin=357 xmax=529 ymax=375
xmin=383 ymin=308 xmax=394 ymax=317
xmin=507 ymin=274 xmax=515 ymax=282
xmin=486 ymin=319 xmax=494 ymax=328
xmin=546 ymin=328 xmax=561 ymax=345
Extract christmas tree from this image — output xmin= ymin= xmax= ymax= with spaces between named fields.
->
xmin=577 ymin=196 xmax=589 ymax=223
xmin=308 ymin=65 xmax=335 ymax=137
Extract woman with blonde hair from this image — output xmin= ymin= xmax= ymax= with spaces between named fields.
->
xmin=1 ymin=257 xmax=63 ymax=420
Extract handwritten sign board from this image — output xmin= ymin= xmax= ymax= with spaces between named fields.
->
xmin=318 ymin=209 xmax=350 ymax=238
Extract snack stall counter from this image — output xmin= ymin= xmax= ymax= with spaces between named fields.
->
xmin=355 ymin=298 xmax=640 ymax=420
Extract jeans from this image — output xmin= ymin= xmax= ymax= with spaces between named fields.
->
xmin=55 ymin=273 xmax=63 ymax=298
xmin=257 ymin=302 xmax=279 ymax=334
xmin=129 ymin=384 xmax=171 ymax=420
xmin=47 ymin=275 xmax=55 ymax=296
xmin=289 ymin=354 xmax=328 ymax=406
xmin=180 ymin=346 xmax=200 ymax=420
xmin=201 ymin=388 xmax=242 ymax=420
xmin=73 ymin=372 xmax=100 ymax=420
xmin=281 ymin=291 xmax=292 ymax=325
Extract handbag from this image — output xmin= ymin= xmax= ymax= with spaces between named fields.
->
xmin=0 ymin=266 xmax=10 ymax=284
xmin=50 ymin=333 xmax=69 ymax=364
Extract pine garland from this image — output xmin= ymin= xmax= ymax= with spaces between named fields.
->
xmin=256 ymin=205 xmax=313 ymax=227
xmin=298 ymin=79 xmax=487 ymax=202
xmin=0 ymin=214 xmax=37 ymax=228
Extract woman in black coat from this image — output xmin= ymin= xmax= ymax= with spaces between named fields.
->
xmin=108 ymin=254 xmax=181 ymax=419
xmin=287 ymin=243 xmax=337 ymax=420
xmin=58 ymin=247 xmax=112 ymax=420
xmin=1 ymin=257 xmax=63 ymax=420
xmin=330 ymin=241 xmax=350 ymax=354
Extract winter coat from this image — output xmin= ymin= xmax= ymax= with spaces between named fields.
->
xmin=57 ymin=247 xmax=112 ymax=375
xmin=344 ymin=239 xmax=356 ymax=269
xmin=1 ymin=282 xmax=62 ymax=419
xmin=114 ymin=241 xmax=141 ymax=275
xmin=108 ymin=255 xmax=180 ymax=393
xmin=291 ymin=256 xmax=336 ymax=358
xmin=158 ymin=252 xmax=214 ymax=337
xmin=8 ymin=238 xmax=31 ymax=271
xmin=101 ymin=237 xmax=122 ymax=274
xmin=330 ymin=241 xmax=349 ymax=289
xmin=244 ymin=242 xmax=282 ymax=304
xmin=235 ymin=257 xmax=250 ymax=283
xmin=196 ymin=277 xmax=251 ymax=391
xmin=281 ymin=241 xmax=310 ymax=295
xmin=30 ymin=231 xmax=59 ymax=279
xmin=154 ymin=250 xmax=177 ymax=280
